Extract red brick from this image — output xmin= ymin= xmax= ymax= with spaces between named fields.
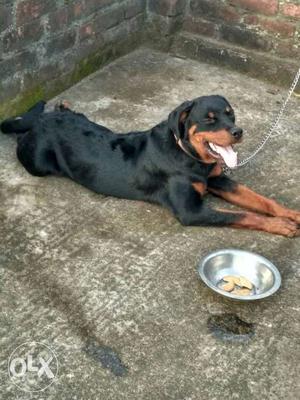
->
xmin=243 ymin=14 xmax=259 ymax=25
xmin=125 ymin=0 xmax=145 ymax=19
xmin=230 ymin=0 xmax=278 ymax=16
xmin=149 ymin=0 xmax=186 ymax=17
xmin=3 ymin=21 xmax=44 ymax=52
xmin=79 ymin=22 xmax=96 ymax=41
xmin=48 ymin=2 xmax=95 ymax=33
xmin=183 ymin=16 xmax=218 ymax=37
xmin=94 ymin=7 xmax=125 ymax=30
xmin=259 ymin=18 xmax=295 ymax=38
xmin=220 ymin=6 xmax=241 ymax=22
xmin=0 ymin=5 xmax=13 ymax=33
xmin=16 ymin=0 xmax=54 ymax=26
xmin=48 ymin=8 xmax=69 ymax=32
xmin=244 ymin=13 xmax=295 ymax=38
xmin=0 ymin=50 xmax=37 ymax=76
xmin=45 ymin=30 xmax=76 ymax=57
xmin=190 ymin=0 xmax=240 ymax=22
xmin=282 ymin=3 xmax=300 ymax=19
xmin=275 ymin=41 xmax=299 ymax=58
xmin=83 ymin=0 xmax=116 ymax=15
xmin=219 ymin=23 xmax=273 ymax=51
xmin=78 ymin=7 xmax=124 ymax=40
xmin=73 ymin=1 xmax=85 ymax=18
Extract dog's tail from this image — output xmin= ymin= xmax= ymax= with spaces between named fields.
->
xmin=0 ymin=100 xmax=46 ymax=134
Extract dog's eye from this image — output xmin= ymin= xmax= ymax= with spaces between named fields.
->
xmin=204 ymin=113 xmax=216 ymax=124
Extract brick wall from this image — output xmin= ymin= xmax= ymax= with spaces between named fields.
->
xmin=147 ymin=1 xmax=299 ymax=85
xmin=0 ymin=0 xmax=299 ymax=118
xmin=146 ymin=0 xmax=187 ymax=48
xmin=183 ymin=0 xmax=300 ymax=60
xmin=0 ymin=0 xmax=146 ymax=118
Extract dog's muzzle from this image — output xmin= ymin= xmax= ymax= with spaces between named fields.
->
xmin=230 ymin=127 xmax=243 ymax=140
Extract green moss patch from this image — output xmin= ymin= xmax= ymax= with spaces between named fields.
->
xmin=0 ymin=33 xmax=142 ymax=120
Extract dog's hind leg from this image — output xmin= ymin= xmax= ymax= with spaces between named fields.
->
xmin=16 ymin=133 xmax=60 ymax=177
xmin=1 ymin=100 xmax=46 ymax=134
xmin=54 ymin=100 xmax=72 ymax=112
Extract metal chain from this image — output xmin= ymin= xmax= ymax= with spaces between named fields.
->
xmin=225 ymin=67 xmax=300 ymax=173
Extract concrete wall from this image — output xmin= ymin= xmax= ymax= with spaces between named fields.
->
xmin=0 ymin=0 xmax=146 ymax=118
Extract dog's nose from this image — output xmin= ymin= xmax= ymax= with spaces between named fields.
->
xmin=230 ymin=127 xmax=243 ymax=139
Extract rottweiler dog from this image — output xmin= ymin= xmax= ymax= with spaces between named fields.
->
xmin=1 ymin=96 xmax=299 ymax=237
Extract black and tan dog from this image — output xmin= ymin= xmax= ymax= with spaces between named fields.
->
xmin=1 ymin=96 xmax=299 ymax=237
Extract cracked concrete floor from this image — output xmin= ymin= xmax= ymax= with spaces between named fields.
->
xmin=0 ymin=48 xmax=300 ymax=400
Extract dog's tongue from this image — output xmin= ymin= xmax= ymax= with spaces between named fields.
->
xmin=209 ymin=143 xmax=238 ymax=168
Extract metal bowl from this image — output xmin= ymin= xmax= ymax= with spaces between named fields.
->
xmin=198 ymin=249 xmax=281 ymax=301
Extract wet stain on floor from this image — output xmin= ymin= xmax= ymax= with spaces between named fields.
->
xmin=207 ymin=314 xmax=255 ymax=342
xmin=84 ymin=340 xmax=128 ymax=377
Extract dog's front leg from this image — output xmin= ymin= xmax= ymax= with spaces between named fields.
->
xmin=207 ymin=174 xmax=300 ymax=224
xmin=166 ymin=177 xmax=299 ymax=237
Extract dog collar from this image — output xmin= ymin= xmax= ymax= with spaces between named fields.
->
xmin=173 ymin=133 xmax=202 ymax=162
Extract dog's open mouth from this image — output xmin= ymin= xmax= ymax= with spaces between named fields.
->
xmin=205 ymin=142 xmax=238 ymax=168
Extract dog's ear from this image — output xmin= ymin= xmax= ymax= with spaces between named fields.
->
xmin=168 ymin=100 xmax=194 ymax=140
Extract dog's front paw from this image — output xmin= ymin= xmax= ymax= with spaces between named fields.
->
xmin=266 ymin=217 xmax=300 ymax=237
xmin=285 ymin=210 xmax=300 ymax=225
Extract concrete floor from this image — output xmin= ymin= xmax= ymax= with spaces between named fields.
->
xmin=0 ymin=48 xmax=300 ymax=400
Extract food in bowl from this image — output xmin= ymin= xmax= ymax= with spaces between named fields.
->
xmin=220 ymin=275 xmax=253 ymax=295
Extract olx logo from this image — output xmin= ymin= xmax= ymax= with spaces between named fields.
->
xmin=8 ymin=342 xmax=58 ymax=392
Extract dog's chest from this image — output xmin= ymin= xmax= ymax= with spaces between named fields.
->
xmin=208 ymin=164 xmax=223 ymax=178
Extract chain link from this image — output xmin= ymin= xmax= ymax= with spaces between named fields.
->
xmin=224 ymin=67 xmax=300 ymax=173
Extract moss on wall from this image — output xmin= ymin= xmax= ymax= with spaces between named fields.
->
xmin=0 ymin=32 xmax=142 ymax=120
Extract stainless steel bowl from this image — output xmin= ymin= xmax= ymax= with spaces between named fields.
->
xmin=198 ymin=249 xmax=281 ymax=301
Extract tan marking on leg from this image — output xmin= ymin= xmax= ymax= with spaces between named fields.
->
xmin=192 ymin=182 xmax=207 ymax=196
xmin=209 ymin=183 xmax=298 ymax=218
xmin=61 ymin=100 xmax=71 ymax=109
xmin=217 ymin=208 xmax=300 ymax=237
xmin=208 ymin=164 xmax=223 ymax=177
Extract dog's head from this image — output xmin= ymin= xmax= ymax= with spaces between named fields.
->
xmin=168 ymin=95 xmax=243 ymax=168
